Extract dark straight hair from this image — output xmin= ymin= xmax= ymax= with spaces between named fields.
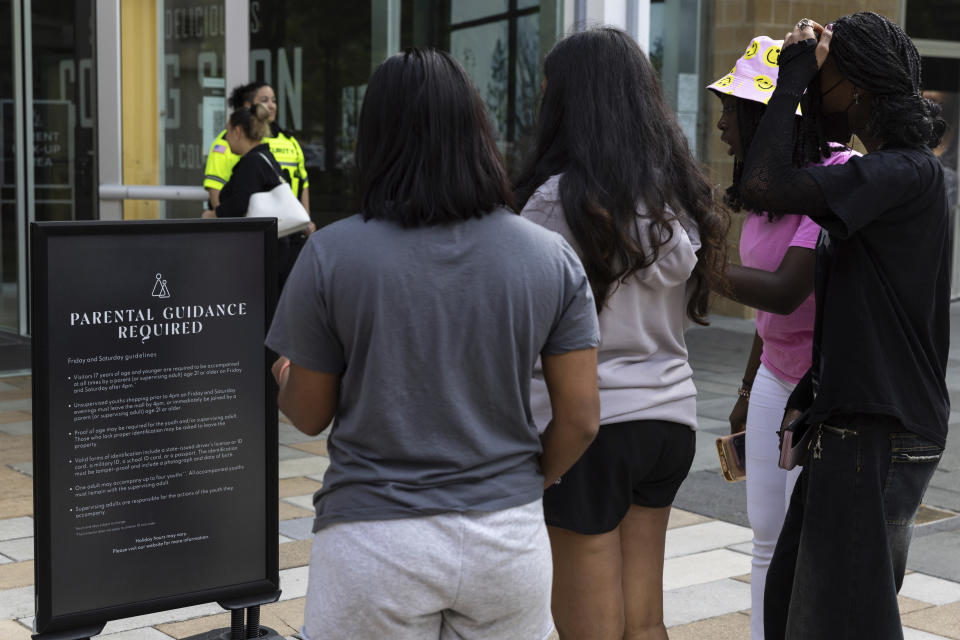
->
xmin=515 ymin=27 xmax=729 ymax=322
xmin=356 ymin=48 xmax=515 ymax=227
xmin=228 ymin=82 xmax=269 ymax=109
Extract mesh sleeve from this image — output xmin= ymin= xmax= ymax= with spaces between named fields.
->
xmin=739 ymin=40 xmax=833 ymax=220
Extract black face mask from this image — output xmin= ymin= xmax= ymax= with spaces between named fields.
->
xmin=818 ymin=76 xmax=856 ymax=144
xmin=820 ymin=106 xmax=853 ymax=143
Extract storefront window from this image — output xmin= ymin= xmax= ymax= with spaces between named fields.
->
xmin=649 ymin=0 xmax=702 ymax=157
xmin=649 ymin=0 xmax=664 ymax=75
xmin=250 ymin=0 xmax=552 ymax=229
xmin=0 ymin=0 xmax=94 ymax=338
xmin=249 ymin=0 xmax=370 ymax=228
xmin=907 ymin=0 xmax=960 ymax=42
xmin=0 ymin=0 xmax=19 ymax=332
xmin=31 ymin=0 xmax=96 ymax=223
xmin=405 ymin=1 xmax=543 ymax=169
xmin=161 ymin=1 xmax=226 ymax=219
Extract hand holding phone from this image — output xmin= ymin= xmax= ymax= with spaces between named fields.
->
xmin=716 ymin=432 xmax=746 ymax=482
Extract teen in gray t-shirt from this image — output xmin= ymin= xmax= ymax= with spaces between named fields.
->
xmin=269 ymin=48 xmax=599 ymax=639
xmin=266 ymin=209 xmax=599 ymax=532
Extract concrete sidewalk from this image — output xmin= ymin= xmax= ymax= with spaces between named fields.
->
xmin=0 ymin=308 xmax=958 ymax=638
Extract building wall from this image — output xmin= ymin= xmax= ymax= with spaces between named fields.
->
xmin=707 ymin=0 xmax=902 ymax=317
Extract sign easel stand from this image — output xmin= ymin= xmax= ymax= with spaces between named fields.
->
xmin=32 ymin=624 xmax=105 ymax=640
xmin=30 ymin=591 xmax=283 ymax=640
xmin=181 ymin=591 xmax=284 ymax=640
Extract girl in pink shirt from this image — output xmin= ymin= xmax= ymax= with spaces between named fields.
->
xmin=706 ymin=36 xmax=857 ymax=640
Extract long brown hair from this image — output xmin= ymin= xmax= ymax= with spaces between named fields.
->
xmin=515 ymin=28 xmax=729 ymax=323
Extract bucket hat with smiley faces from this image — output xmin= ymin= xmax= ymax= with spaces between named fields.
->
xmin=706 ymin=35 xmax=801 ymax=113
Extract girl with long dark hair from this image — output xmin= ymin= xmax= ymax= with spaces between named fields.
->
xmin=706 ymin=35 xmax=857 ymax=640
xmin=267 ymin=48 xmax=602 ymax=640
xmin=739 ymin=13 xmax=949 ymax=639
xmin=515 ymin=27 xmax=729 ymax=639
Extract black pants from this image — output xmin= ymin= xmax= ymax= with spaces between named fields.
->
xmin=764 ymin=414 xmax=942 ymax=640
xmin=278 ymin=232 xmax=308 ymax=292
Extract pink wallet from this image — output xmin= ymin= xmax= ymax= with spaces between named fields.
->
xmin=778 ymin=412 xmax=814 ymax=470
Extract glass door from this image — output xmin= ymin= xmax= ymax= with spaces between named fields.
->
xmin=0 ymin=0 xmax=23 ymax=335
xmin=0 ymin=0 xmax=96 ymax=372
xmin=30 ymin=0 xmax=97 ymax=224
xmin=908 ymin=1 xmax=960 ymax=297
xmin=161 ymin=0 xmax=227 ymax=219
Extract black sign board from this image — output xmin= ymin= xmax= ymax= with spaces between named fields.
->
xmin=31 ymin=219 xmax=279 ymax=636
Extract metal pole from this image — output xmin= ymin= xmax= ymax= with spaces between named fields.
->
xmin=98 ymin=184 xmax=210 ymax=201
xmin=95 ymin=0 xmax=123 ymax=220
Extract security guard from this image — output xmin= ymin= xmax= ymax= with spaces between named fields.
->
xmin=203 ymin=82 xmax=310 ymax=211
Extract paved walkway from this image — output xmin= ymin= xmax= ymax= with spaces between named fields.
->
xmin=1 ymin=310 xmax=959 ymax=638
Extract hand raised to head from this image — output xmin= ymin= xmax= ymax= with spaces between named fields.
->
xmin=784 ymin=19 xmax=832 ymax=69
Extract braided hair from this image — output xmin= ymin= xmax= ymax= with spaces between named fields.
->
xmin=827 ymin=12 xmax=946 ymax=149
xmin=726 ymin=96 xmax=829 ymax=220
xmin=725 ymin=98 xmax=766 ymax=213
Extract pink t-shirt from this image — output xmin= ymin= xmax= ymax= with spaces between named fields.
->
xmin=739 ymin=147 xmax=859 ymax=384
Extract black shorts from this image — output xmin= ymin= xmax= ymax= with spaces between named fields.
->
xmin=543 ymin=419 xmax=696 ymax=534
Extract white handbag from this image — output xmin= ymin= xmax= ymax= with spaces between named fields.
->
xmin=246 ymin=152 xmax=312 ymax=237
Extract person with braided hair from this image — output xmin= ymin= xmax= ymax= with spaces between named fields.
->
xmin=706 ymin=35 xmax=858 ymax=640
xmin=738 ymin=12 xmax=949 ymax=639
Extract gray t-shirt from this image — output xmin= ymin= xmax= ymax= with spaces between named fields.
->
xmin=266 ymin=210 xmax=599 ymax=531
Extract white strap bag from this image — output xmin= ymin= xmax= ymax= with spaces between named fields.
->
xmin=246 ymin=152 xmax=312 ymax=237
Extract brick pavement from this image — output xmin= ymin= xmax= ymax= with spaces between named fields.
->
xmin=1 ymin=312 xmax=959 ymax=638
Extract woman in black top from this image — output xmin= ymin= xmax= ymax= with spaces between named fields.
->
xmin=202 ymin=104 xmax=313 ymax=288
xmin=739 ymin=13 xmax=949 ymax=640
xmin=202 ymin=103 xmax=281 ymax=218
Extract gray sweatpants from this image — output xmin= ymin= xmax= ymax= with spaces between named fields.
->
xmin=301 ymin=499 xmax=554 ymax=640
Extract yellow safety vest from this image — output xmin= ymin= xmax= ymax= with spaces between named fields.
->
xmin=203 ymin=128 xmax=310 ymax=198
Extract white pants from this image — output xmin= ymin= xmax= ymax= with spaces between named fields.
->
xmin=301 ymin=500 xmax=554 ymax=640
xmin=745 ymin=363 xmax=802 ymax=640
